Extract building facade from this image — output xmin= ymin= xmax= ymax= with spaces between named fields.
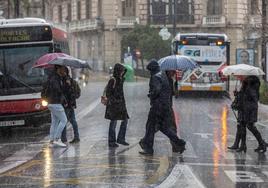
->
xmin=47 ymin=0 xmax=263 ymax=70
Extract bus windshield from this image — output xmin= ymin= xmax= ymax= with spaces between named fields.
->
xmin=0 ymin=44 xmax=52 ymax=95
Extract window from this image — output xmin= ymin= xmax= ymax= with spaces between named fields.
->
xmin=58 ymin=5 xmax=62 ymax=22
xmin=175 ymin=0 xmax=194 ymax=24
xmin=250 ymin=0 xmax=259 ymax=15
xmin=86 ymin=0 xmax=92 ymax=19
xmin=67 ymin=3 xmax=72 ymax=21
xmin=122 ymin=0 xmax=136 ymax=17
xmin=207 ymin=0 xmax=222 ymax=15
xmin=150 ymin=0 xmax=167 ymax=24
xmin=77 ymin=1 xmax=81 ymax=20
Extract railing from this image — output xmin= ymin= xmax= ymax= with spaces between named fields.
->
xmin=53 ymin=23 xmax=68 ymax=31
xmin=117 ymin=17 xmax=140 ymax=28
xmin=202 ymin=15 xmax=226 ymax=25
xmin=148 ymin=14 xmax=194 ymax=25
xmin=69 ymin=19 xmax=101 ymax=32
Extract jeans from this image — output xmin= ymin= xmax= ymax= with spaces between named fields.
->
xmin=109 ymin=119 xmax=128 ymax=144
xmin=61 ymin=108 xmax=80 ymax=142
xmin=48 ymin=104 xmax=67 ymax=141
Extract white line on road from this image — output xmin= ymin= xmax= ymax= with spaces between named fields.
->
xmin=157 ymin=164 xmax=206 ymax=188
xmin=76 ymin=99 xmax=100 ymax=121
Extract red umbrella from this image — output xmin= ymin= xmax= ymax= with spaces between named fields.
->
xmin=33 ymin=53 xmax=71 ymax=68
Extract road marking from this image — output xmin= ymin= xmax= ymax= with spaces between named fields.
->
xmin=76 ymin=99 xmax=100 ymax=121
xmin=146 ymin=157 xmax=169 ymax=185
xmin=157 ymin=165 xmax=206 ymax=188
xmin=225 ymin=170 xmax=263 ymax=183
xmin=194 ymin=133 xmax=212 ymax=139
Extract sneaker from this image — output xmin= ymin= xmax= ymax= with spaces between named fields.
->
xmin=54 ymin=140 xmax=67 ymax=147
xmin=117 ymin=140 xmax=129 ymax=146
xmin=69 ymin=138 xmax=80 ymax=144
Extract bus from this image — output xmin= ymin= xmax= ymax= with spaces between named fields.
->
xmin=0 ymin=18 xmax=69 ymax=128
xmin=172 ymin=33 xmax=230 ymax=92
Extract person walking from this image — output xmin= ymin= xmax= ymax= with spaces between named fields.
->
xmin=105 ymin=63 xmax=129 ymax=148
xmin=229 ymin=76 xmax=266 ymax=153
xmin=139 ymin=69 xmax=186 ymax=155
xmin=42 ymin=65 xmax=68 ymax=147
xmin=61 ymin=67 xmax=81 ymax=144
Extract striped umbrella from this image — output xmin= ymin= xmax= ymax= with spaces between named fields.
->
xmin=158 ymin=55 xmax=199 ymax=71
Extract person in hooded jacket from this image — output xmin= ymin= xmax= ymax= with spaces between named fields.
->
xmin=105 ymin=63 xmax=129 ymax=147
xmin=139 ymin=60 xmax=185 ymax=153
xmin=139 ymin=61 xmax=186 ymax=155
xmin=229 ymin=76 xmax=266 ymax=153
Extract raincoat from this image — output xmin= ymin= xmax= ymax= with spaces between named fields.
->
xmin=105 ymin=63 xmax=129 ymax=120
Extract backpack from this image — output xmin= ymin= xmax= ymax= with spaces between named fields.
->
xmin=72 ymin=79 xmax=81 ymax=99
xmin=101 ymin=77 xmax=116 ymax=105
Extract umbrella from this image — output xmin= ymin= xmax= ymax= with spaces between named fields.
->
xmin=158 ymin=55 xmax=200 ymax=71
xmin=49 ymin=56 xmax=91 ymax=69
xmin=33 ymin=53 xmax=91 ymax=69
xmin=33 ymin=53 xmax=70 ymax=68
xmin=222 ymin=64 xmax=265 ymax=76
xmin=0 ymin=70 xmax=3 ymax=76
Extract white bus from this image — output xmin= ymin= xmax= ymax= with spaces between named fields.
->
xmin=172 ymin=33 xmax=230 ymax=92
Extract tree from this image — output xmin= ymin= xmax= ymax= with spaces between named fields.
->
xmin=121 ymin=24 xmax=171 ymax=61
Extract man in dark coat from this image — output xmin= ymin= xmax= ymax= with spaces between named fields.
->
xmin=105 ymin=63 xmax=129 ymax=147
xmin=233 ymin=76 xmax=266 ymax=153
xmin=139 ymin=65 xmax=186 ymax=155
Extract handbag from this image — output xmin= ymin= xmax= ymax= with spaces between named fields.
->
xmin=101 ymin=77 xmax=116 ymax=105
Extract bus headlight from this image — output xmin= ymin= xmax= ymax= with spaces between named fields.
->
xmin=42 ymin=100 xmax=48 ymax=107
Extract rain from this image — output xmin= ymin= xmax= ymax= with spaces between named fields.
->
xmin=0 ymin=0 xmax=268 ymax=188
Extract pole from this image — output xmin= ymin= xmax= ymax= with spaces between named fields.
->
xmin=262 ymin=0 xmax=267 ymax=80
xmin=172 ymin=0 xmax=177 ymax=37
xmin=14 ymin=0 xmax=19 ymax=18
xmin=42 ymin=0 xmax=45 ymax=18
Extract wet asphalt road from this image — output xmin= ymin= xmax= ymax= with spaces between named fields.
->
xmin=0 ymin=80 xmax=268 ymax=187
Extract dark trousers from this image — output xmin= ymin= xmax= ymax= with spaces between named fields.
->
xmin=61 ymin=108 xmax=80 ymax=142
xmin=142 ymin=106 xmax=184 ymax=153
xmin=240 ymin=121 xmax=264 ymax=146
xmin=108 ymin=119 xmax=128 ymax=144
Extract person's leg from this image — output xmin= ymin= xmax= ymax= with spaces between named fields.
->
xmin=228 ymin=123 xmax=241 ymax=150
xmin=109 ymin=120 xmax=118 ymax=147
xmin=247 ymin=122 xmax=266 ymax=152
xmin=237 ymin=121 xmax=247 ymax=152
xmin=48 ymin=105 xmax=59 ymax=142
xmin=53 ymin=104 xmax=68 ymax=141
xmin=68 ymin=108 xmax=80 ymax=142
xmin=117 ymin=119 xmax=128 ymax=145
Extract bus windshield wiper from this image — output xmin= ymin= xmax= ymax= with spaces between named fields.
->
xmin=6 ymin=74 xmax=39 ymax=93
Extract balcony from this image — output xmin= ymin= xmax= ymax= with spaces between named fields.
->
xmin=148 ymin=14 xmax=195 ymax=25
xmin=202 ymin=15 xmax=226 ymax=26
xmin=249 ymin=15 xmax=262 ymax=28
xmin=69 ymin=18 xmax=102 ymax=32
xmin=117 ymin=17 xmax=140 ymax=28
xmin=52 ymin=23 xmax=68 ymax=31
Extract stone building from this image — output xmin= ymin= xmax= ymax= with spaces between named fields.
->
xmin=48 ymin=0 xmax=263 ymax=70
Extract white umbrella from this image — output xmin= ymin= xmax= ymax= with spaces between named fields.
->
xmin=222 ymin=64 xmax=265 ymax=76
xmin=48 ymin=56 xmax=91 ymax=69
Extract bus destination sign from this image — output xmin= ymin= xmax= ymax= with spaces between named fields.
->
xmin=0 ymin=26 xmax=52 ymax=44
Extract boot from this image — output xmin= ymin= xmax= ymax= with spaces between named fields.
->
xmin=248 ymin=124 xmax=266 ymax=153
xmin=228 ymin=131 xmax=241 ymax=150
xmin=236 ymin=133 xmax=247 ymax=153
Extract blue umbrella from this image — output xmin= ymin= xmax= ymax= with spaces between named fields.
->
xmin=158 ymin=55 xmax=200 ymax=71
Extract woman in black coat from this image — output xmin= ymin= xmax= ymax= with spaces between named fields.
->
xmin=230 ymin=76 xmax=266 ymax=153
xmin=105 ymin=63 xmax=129 ymax=147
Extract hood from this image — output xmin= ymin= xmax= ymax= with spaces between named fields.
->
xmin=146 ymin=59 xmax=160 ymax=74
xmin=113 ymin=63 xmax=126 ymax=78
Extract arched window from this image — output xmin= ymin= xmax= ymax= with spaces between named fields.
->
xmin=150 ymin=0 xmax=168 ymax=24
xmin=207 ymin=0 xmax=222 ymax=15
